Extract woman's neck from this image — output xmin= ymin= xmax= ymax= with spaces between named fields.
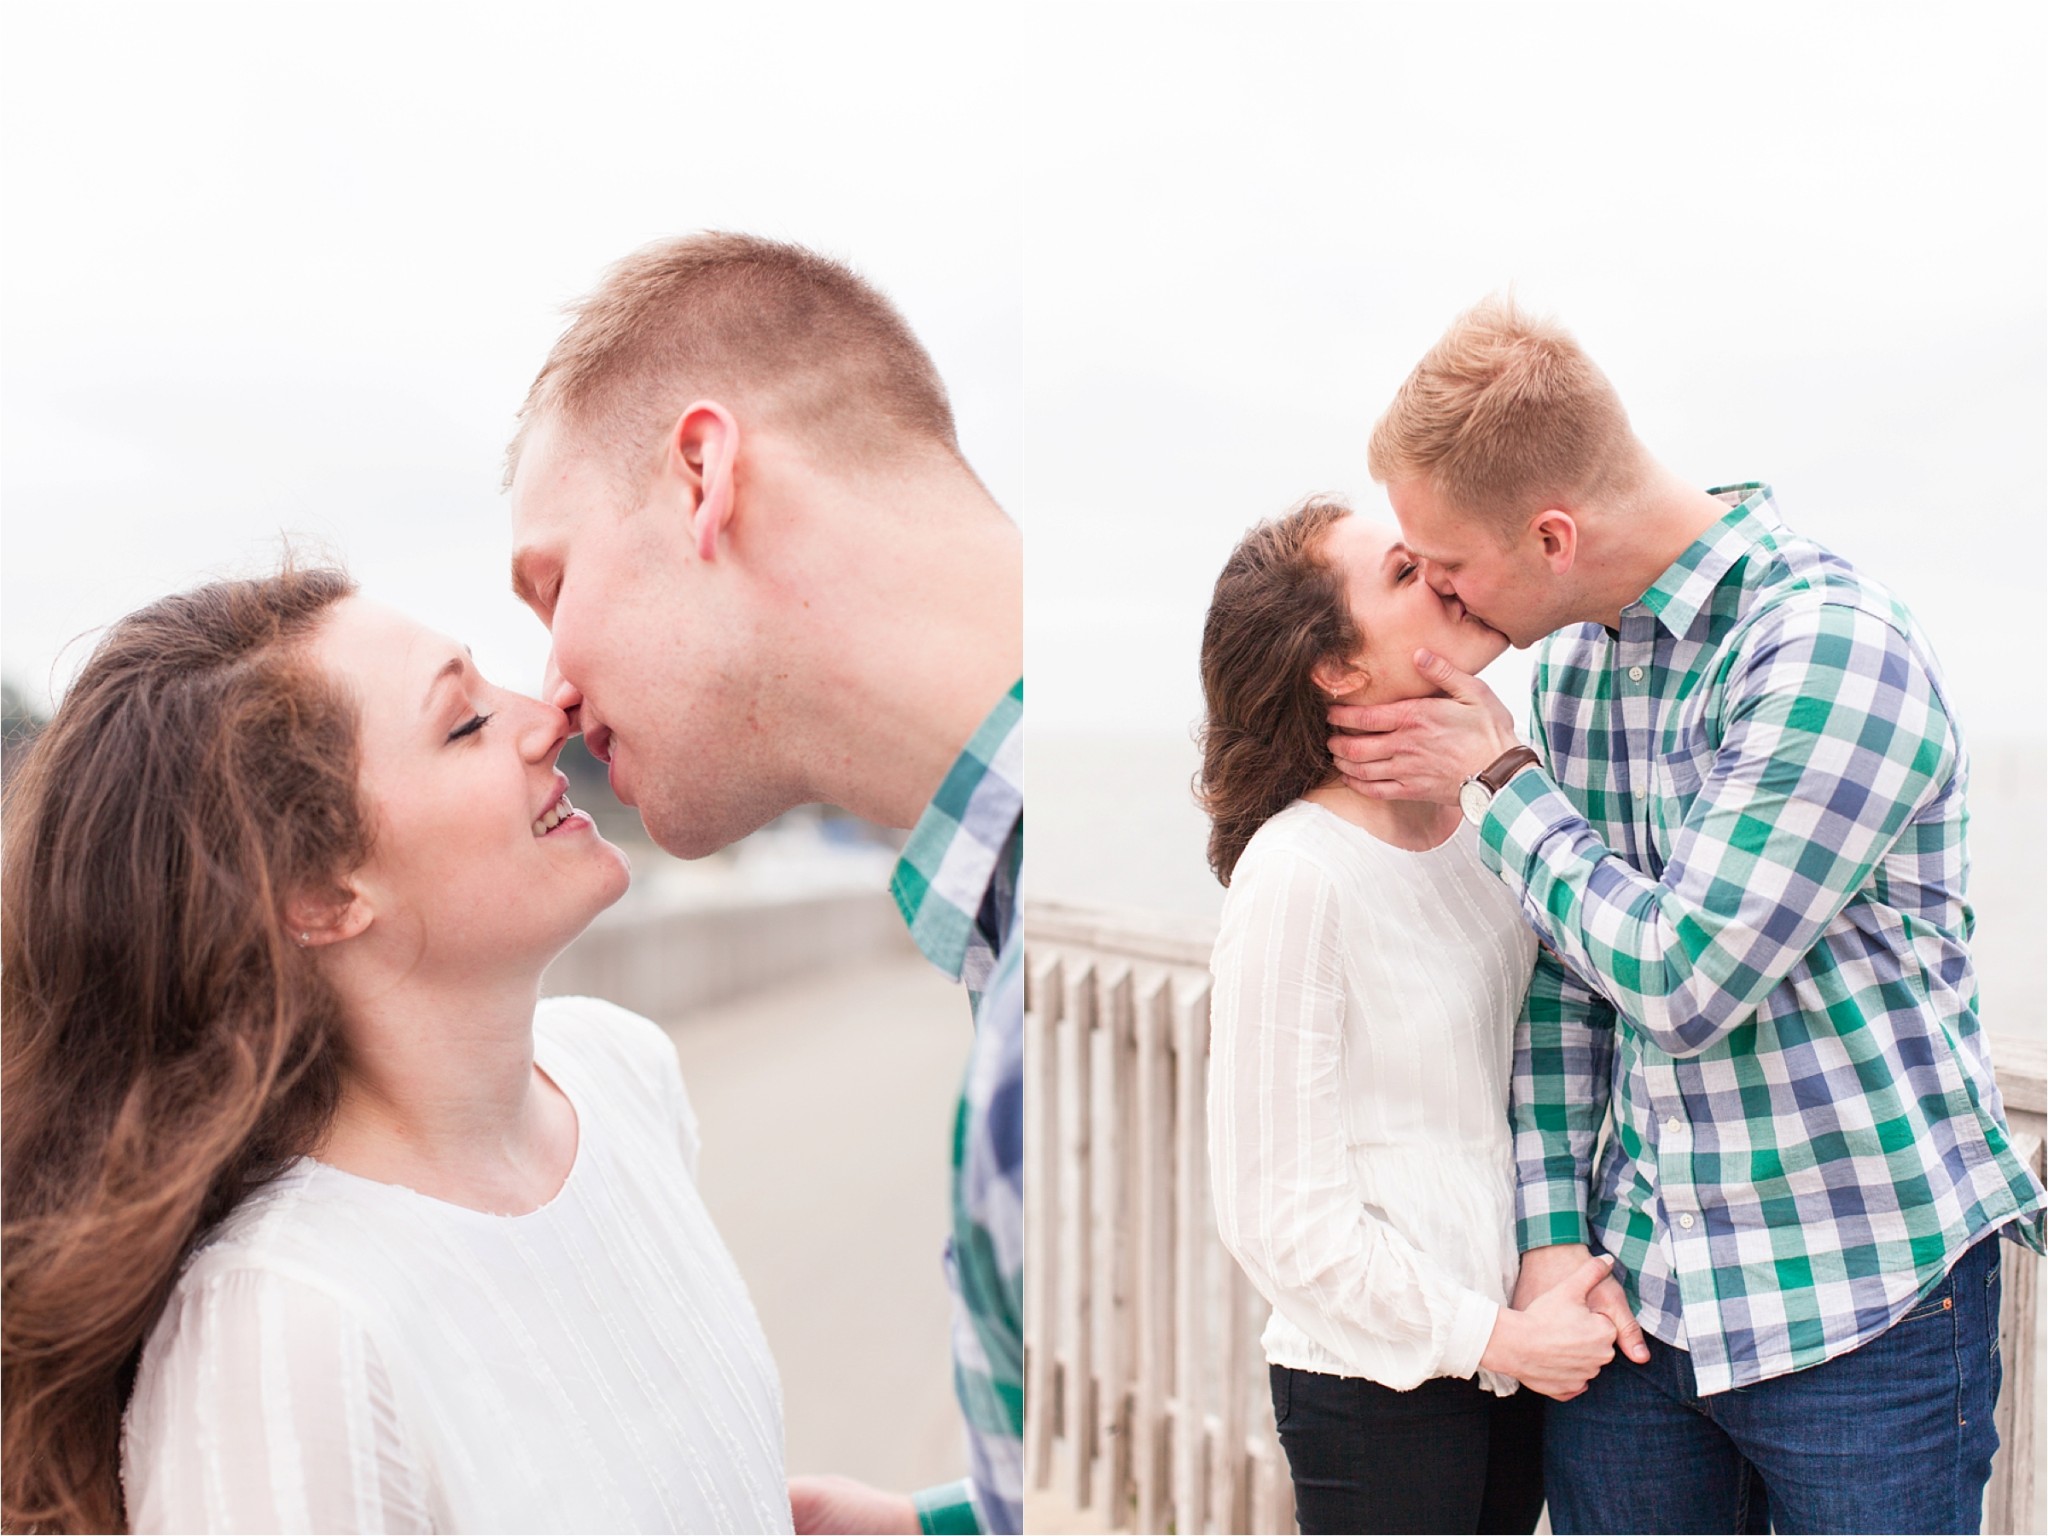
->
xmin=1305 ymin=777 xmax=1461 ymax=852
xmin=315 ymin=962 xmax=578 ymax=1215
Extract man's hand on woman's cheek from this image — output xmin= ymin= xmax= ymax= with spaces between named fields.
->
xmin=1327 ymin=650 xmax=1523 ymax=805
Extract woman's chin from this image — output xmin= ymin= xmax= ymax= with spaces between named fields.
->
xmin=592 ymin=839 xmax=634 ymax=909
xmin=1455 ymin=621 xmax=1512 ymax=674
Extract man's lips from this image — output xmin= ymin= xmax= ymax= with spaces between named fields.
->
xmin=603 ymin=741 xmax=635 ymax=807
xmin=583 ymin=721 xmax=614 ymax=765
xmin=1451 ymin=597 xmax=1507 ymax=638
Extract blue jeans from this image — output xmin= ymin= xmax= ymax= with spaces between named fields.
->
xmin=1544 ymin=1234 xmax=2004 ymax=1534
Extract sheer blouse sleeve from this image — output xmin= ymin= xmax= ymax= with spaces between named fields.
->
xmin=124 ymin=1266 xmax=431 ymax=1534
xmin=1207 ymin=845 xmax=1502 ymax=1388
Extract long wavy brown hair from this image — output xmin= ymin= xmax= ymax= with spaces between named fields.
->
xmin=2 ymin=566 xmax=368 ymax=1534
xmin=1197 ymin=497 xmax=1361 ymax=884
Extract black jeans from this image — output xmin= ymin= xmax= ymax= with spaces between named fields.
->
xmin=1271 ymin=1365 xmax=1545 ymax=1535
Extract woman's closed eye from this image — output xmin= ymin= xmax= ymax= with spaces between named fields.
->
xmin=1395 ymin=562 xmax=1418 ymax=584
xmin=446 ymin=712 xmax=494 ymax=743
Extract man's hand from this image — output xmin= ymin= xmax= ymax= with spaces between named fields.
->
xmin=1513 ymin=1243 xmax=1651 ymax=1366
xmin=1327 ymin=650 xmax=1520 ymax=806
xmin=1480 ymin=1252 xmax=1621 ymax=1400
xmin=787 ymin=1475 xmax=919 ymax=1535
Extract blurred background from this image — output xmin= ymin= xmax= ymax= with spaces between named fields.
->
xmin=1 ymin=0 xmax=1019 ymax=1497
xmin=1025 ymin=1 xmax=2046 ymax=1038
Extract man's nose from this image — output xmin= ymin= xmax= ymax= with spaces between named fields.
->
xmin=1421 ymin=561 xmax=1457 ymax=598
xmin=541 ymin=651 xmax=582 ymax=729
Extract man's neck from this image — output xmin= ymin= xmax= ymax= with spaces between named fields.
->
xmin=1582 ymin=465 xmax=1732 ymax=631
xmin=770 ymin=460 xmax=1023 ymax=830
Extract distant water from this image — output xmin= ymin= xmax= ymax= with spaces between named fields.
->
xmin=1029 ymin=729 xmax=2047 ymax=1042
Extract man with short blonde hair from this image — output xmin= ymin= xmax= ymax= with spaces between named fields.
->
xmin=506 ymin=231 xmax=967 ymax=493
xmin=1330 ymin=299 xmax=2044 ymax=1533
xmin=507 ymin=233 xmax=1023 ymax=1536
xmin=1366 ymin=295 xmax=1639 ymax=540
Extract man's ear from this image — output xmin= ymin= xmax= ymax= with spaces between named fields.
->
xmin=1529 ymin=509 xmax=1579 ymax=576
xmin=285 ymin=885 xmax=372 ymax=951
xmin=1312 ymin=655 xmax=1371 ymax=699
xmin=666 ymin=400 xmax=741 ymax=562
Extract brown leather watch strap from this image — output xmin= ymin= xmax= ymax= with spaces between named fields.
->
xmin=1476 ymin=745 xmax=1541 ymax=794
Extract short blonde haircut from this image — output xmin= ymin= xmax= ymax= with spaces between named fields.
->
xmin=1368 ymin=296 xmax=1637 ymax=529
xmin=506 ymin=232 xmax=961 ymax=489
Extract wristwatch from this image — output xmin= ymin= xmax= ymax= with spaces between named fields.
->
xmin=1459 ymin=745 xmax=1541 ymax=828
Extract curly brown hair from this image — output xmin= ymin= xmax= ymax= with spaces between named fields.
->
xmin=2 ymin=566 xmax=367 ymax=1533
xmin=1197 ymin=497 xmax=1361 ymax=884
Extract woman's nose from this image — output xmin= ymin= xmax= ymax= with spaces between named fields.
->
xmin=518 ymin=694 xmax=573 ymax=762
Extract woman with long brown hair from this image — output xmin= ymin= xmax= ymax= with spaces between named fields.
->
xmin=1199 ymin=498 xmax=1616 ymax=1535
xmin=2 ymin=568 xmax=790 ymax=1534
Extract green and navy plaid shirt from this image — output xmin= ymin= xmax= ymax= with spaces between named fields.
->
xmin=891 ymin=680 xmax=1023 ymax=1535
xmin=1482 ymin=486 xmax=2045 ymax=1396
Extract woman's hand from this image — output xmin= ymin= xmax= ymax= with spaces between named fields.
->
xmin=1478 ymin=1252 xmax=1622 ymax=1399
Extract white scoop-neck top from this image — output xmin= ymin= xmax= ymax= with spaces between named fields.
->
xmin=1208 ymin=801 xmax=1538 ymax=1395
xmin=121 ymin=996 xmax=791 ymax=1534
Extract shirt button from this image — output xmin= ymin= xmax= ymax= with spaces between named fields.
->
xmin=1634 ymin=784 xmax=1649 ymax=801
xmin=1678 ymin=1213 xmax=1696 ymax=1230
xmin=1664 ymin=1116 xmax=1682 ymax=1134
xmin=1628 ymin=665 xmax=1645 ymax=682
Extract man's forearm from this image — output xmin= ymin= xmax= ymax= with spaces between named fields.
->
xmin=1510 ymin=951 xmax=1614 ymax=1250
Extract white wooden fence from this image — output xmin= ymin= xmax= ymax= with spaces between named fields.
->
xmin=1024 ymin=899 xmax=2047 ymax=1536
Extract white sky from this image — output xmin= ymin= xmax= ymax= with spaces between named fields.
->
xmin=6 ymin=3 xmax=2044 ymax=754
xmin=1 ymin=2 xmax=1020 ymax=712
xmin=1024 ymin=3 xmax=2047 ymax=748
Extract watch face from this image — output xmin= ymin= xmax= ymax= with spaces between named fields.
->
xmin=1459 ymin=778 xmax=1490 ymax=826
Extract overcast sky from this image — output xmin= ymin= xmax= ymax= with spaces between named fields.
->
xmin=1025 ymin=3 xmax=2047 ymax=748
xmin=5 ymin=2 xmax=2044 ymax=756
xmin=2 ymin=2 xmax=1020 ymax=713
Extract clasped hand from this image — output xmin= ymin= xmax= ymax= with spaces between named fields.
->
xmin=1327 ymin=649 xmax=1522 ymax=806
xmin=1482 ymin=1246 xmax=1654 ymax=1401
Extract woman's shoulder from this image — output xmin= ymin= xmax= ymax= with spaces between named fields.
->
xmin=145 ymin=1177 xmax=399 ymax=1377
xmin=535 ymin=995 xmax=699 ymax=1171
xmin=1229 ymin=801 xmax=1351 ymax=891
xmin=535 ymin=995 xmax=683 ymax=1091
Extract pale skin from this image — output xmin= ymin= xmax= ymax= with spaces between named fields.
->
xmin=509 ymin=404 xmax=1023 ymax=859
xmin=1326 ymin=451 xmax=1727 ymax=1365
xmin=510 ymin=404 xmax=1020 ymax=1533
xmin=1310 ymin=516 xmax=1620 ymax=1397
xmin=292 ymin=597 xmax=632 ymax=1215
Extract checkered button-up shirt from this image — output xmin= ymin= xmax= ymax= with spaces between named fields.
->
xmin=1480 ymin=486 xmax=2045 ymax=1395
xmin=891 ymin=680 xmax=1023 ymax=1535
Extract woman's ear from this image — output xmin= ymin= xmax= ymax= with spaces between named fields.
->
xmin=1311 ymin=655 xmax=1371 ymax=699
xmin=284 ymin=886 xmax=372 ymax=951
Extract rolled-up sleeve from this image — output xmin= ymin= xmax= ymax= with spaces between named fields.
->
xmin=1481 ymin=599 xmax=1956 ymax=1059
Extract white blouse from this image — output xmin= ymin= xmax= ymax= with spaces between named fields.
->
xmin=121 ymin=996 xmax=792 ymax=1534
xmin=1208 ymin=801 xmax=1538 ymax=1395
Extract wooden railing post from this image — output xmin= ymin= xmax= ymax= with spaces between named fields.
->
xmin=1022 ymin=898 xmax=2046 ymax=1536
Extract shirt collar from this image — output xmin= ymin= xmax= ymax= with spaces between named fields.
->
xmin=889 ymin=679 xmax=1023 ymax=982
xmin=1634 ymin=483 xmax=1781 ymax=637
